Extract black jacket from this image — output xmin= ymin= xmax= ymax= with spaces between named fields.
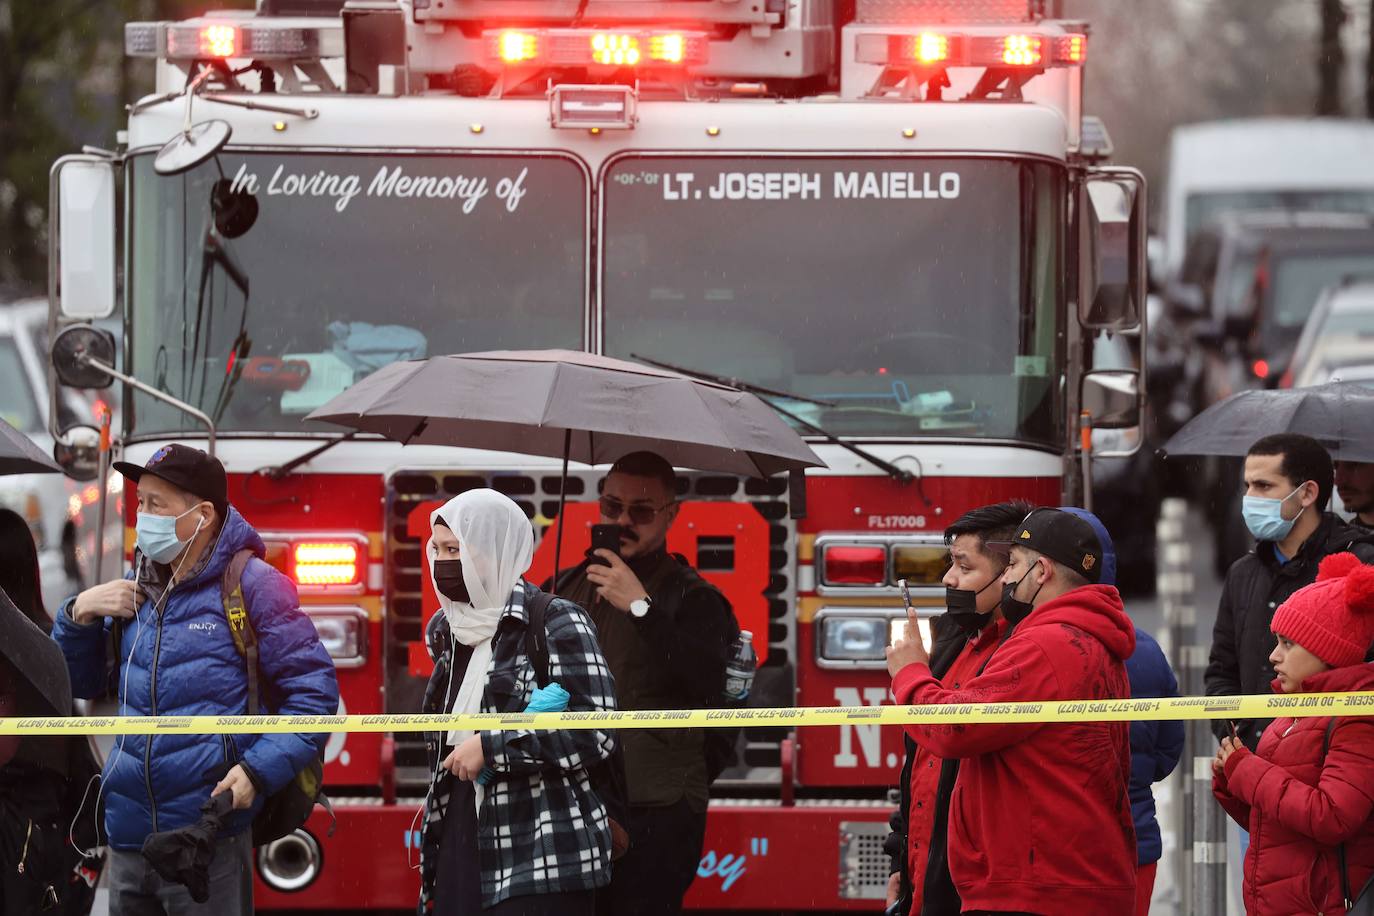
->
xmin=884 ymin=614 xmax=985 ymax=916
xmin=1204 ymin=512 xmax=1374 ymax=748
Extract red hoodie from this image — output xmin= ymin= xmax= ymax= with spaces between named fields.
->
xmin=1212 ymin=663 xmax=1374 ymax=916
xmin=891 ymin=584 xmax=1138 ymax=915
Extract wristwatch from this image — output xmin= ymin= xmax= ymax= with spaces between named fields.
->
xmin=629 ymin=596 xmax=653 ymax=618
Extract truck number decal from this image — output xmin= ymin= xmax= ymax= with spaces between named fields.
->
xmin=832 ymin=687 xmax=891 ymax=768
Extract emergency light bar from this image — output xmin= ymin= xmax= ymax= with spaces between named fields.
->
xmin=485 ymin=28 xmax=709 ymax=67
xmin=854 ymin=30 xmax=1085 ymax=68
xmin=124 ymin=19 xmax=342 ymax=60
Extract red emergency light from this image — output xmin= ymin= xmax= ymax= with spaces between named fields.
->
xmin=999 ymin=34 xmax=1041 ymax=66
xmin=166 ymin=23 xmax=239 ymax=59
xmin=291 ymin=541 xmax=362 ymax=588
xmin=485 ymin=28 xmax=708 ymax=68
xmin=858 ymin=30 xmax=1085 ymax=69
xmin=820 ymin=544 xmax=887 ymax=587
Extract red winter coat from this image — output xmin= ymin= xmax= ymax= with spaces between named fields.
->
xmin=1213 ymin=663 xmax=1374 ymax=916
xmin=892 ymin=584 xmax=1138 ymax=915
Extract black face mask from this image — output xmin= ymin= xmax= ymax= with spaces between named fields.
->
xmin=944 ymin=576 xmax=999 ymax=635
xmin=433 ymin=559 xmax=471 ymax=604
xmin=1000 ymin=566 xmax=1044 ymax=626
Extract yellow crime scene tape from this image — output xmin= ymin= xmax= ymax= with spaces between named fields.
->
xmin=3 ymin=692 xmax=1374 ymax=736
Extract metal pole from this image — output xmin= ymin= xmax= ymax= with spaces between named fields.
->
xmin=78 ymin=355 xmax=217 ymax=458
xmin=1079 ymin=409 xmax=1093 ymax=513
xmin=1157 ymin=497 xmax=1192 ymax=913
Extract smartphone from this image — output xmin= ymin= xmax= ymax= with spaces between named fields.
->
xmin=898 ymin=577 xmax=912 ymax=609
xmin=588 ymin=524 xmax=622 ymax=566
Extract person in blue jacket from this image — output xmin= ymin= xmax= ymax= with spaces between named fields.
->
xmin=1059 ymin=507 xmax=1185 ymax=916
xmin=52 ymin=444 xmax=339 ymax=916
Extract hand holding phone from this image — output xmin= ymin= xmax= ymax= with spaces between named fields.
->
xmin=588 ymin=524 xmax=622 ymax=567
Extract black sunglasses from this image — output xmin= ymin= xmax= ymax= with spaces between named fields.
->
xmin=599 ymin=495 xmax=675 ymax=526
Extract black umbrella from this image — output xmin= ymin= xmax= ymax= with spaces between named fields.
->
xmin=141 ymin=792 xmax=234 ymax=903
xmin=307 ymin=349 xmax=824 ymax=581
xmin=0 ymin=588 xmax=74 ymax=774
xmin=1163 ymin=381 xmax=1374 ymax=462
xmin=0 ymin=416 xmax=61 ymax=475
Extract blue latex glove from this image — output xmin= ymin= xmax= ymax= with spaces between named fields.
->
xmin=477 ymin=682 xmax=571 ymax=785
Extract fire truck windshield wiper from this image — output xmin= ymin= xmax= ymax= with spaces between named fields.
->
xmin=630 ymin=353 xmax=914 ymax=484
xmin=260 ymin=431 xmax=360 ymax=480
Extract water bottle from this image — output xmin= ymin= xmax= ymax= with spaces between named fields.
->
xmin=723 ymin=630 xmax=757 ymax=703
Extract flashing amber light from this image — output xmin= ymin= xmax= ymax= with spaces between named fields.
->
xmin=822 ymin=545 xmax=887 ymax=586
xmin=1252 ymin=359 xmax=1271 ymax=380
xmin=1058 ymin=34 xmax=1086 ymax=64
xmin=592 ymin=33 xmax=640 ymax=66
xmin=1001 ymin=34 xmax=1042 ymax=66
xmin=292 ymin=541 xmax=361 ymax=587
xmin=915 ymin=32 xmax=950 ymax=64
xmin=200 ymin=24 xmax=238 ymax=58
xmin=649 ymin=33 xmax=685 ymax=64
xmin=499 ymin=30 xmax=539 ymax=63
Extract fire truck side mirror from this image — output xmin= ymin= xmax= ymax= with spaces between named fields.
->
xmin=52 ymin=424 xmax=101 ymax=483
xmin=1081 ymin=369 xmax=1140 ymax=432
xmin=1078 ymin=168 xmax=1146 ymax=332
xmin=51 ymin=156 xmax=118 ymax=321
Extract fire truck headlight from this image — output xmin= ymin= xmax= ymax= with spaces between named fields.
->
xmin=306 ymin=608 xmax=367 ymax=668
xmin=818 ymin=616 xmax=888 ymax=662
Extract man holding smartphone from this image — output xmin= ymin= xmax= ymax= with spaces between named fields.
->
xmin=550 ymin=451 xmax=738 ymax=916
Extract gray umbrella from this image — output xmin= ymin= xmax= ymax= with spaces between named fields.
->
xmin=1163 ymin=380 xmax=1374 ymax=462
xmin=308 ymin=350 xmax=824 ymax=583
xmin=0 ymin=588 xmax=74 ymax=774
xmin=0 ymin=416 xmax=61 ymax=475
xmin=307 ymin=350 xmax=824 ymax=477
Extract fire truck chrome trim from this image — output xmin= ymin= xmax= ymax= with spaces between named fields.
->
xmin=813 ymin=533 xmax=948 ymax=598
xmin=300 ymin=606 xmax=369 ymax=669
xmin=813 ymin=606 xmax=940 ymax=670
xmin=257 ymin=530 xmax=370 ymax=595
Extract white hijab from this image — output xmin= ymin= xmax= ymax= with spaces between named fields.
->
xmin=427 ymin=489 xmax=534 ymax=760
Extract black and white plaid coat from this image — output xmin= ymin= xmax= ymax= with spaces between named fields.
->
xmin=416 ymin=581 xmax=617 ymax=912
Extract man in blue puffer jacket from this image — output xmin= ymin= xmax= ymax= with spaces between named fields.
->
xmin=52 ymin=444 xmax=338 ymax=915
xmin=1060 ymin=507 xmax=1185 ymax=916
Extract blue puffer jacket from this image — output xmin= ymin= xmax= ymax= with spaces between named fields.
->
xmin=52 ymin=507 xmax=339 ymax=850
xmin=1125 ymin=627 xmax=1185 ymax=865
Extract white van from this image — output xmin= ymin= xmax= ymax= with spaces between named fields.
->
xmin=1161 ymin=118 xmax=1374 ymax=280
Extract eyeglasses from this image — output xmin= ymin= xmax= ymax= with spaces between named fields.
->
xmin=599 ymin=495 xmax=675 ymax=526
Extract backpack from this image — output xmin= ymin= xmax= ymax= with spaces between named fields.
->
xmin=222 ymin=549 xmax=335 ymax=846
xmin=523 ymin=590 xmax=631 ymax=860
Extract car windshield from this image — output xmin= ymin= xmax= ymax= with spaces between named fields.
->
xmin=1185 ymin=190 xmax=1374 ymax=240
xmin=1267 ymin=251 xmax=1374 ymax=330
xmin=127 ymin=152 xmax=588 ymax=436
xmin=0 ymin=338 xmax=39 ymax=433
xmin=600 ymin=157 xmax=1065 ymax=443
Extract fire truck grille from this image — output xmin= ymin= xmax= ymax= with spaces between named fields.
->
xmin=385 ymin=468 xmax=796 ymax=792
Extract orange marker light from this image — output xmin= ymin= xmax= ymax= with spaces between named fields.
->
xmin=1059 ymin=34 xmax=1086 ymax=63
xmin=1001 ymin=34 xmax=1042 ymax=66
xmin=649 ymin=33 xmax=685 ymax=64
xmin=592 ymin=33 xmax=640 ymax=66
xmin=292 ymin=542 xmax=361 ymax=587
xmin=201 ymin=24 xmax=238 ymax=58
xmin=915 ymin=32 xmax=950 ymax=64
xmin=499 ymin=30 xmax=539 ymax=63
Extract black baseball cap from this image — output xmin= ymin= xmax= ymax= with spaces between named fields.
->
xmin=114 ymin=444 xmax=228 ymax=516
xmin=1008 ymin=508 xmax=1104 ymax=584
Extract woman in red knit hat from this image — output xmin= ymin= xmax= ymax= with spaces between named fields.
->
xmin=1212 ymin=552 xmax=1374 ymax=915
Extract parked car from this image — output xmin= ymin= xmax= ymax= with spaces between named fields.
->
xmin=0 ymin=300 xmax=121 ymax=614
xmin=1282 ymin=278 xmax=1374 ymax=389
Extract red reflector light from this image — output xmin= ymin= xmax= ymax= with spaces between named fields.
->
xmin=498 ymin=30 xmax=539 ymax=63
xmin=1001 ymin=34 xmax=1042 ymax=66
xmin=822 ymin=545 xmax=887 ymax=586
xmin=292 ymin=542 xmax=361 ymax=587
xmin=1252 ymin=359 xmax=1270 ymax=380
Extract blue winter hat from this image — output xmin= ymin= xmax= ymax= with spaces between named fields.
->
xmin=1057 ymin=506 xmax=1117 ymax=587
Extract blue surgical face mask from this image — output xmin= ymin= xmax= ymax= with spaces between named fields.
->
xmin=1241 ymin=485 xmax=1306 ymax=543
xmin=136 ymin=505 xmax=205 ymax=564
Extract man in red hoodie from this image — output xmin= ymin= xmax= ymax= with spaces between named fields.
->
xmin=887 ymin=508 xmax=1137 ymax=915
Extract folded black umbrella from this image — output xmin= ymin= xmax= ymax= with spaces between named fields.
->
xmin=140 ymin=792 xmax=234 ymax=903
xmin=0 ymin=587 xmax=73 ymax=775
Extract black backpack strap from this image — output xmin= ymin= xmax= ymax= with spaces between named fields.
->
xmin=523 ymin=590 xmax=557 ymax=690
xmin=222 ymin=549 xmax=261 ymax=715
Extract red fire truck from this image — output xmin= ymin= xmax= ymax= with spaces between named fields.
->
xmin=44 ymin=0 xmax=1145 ymax=908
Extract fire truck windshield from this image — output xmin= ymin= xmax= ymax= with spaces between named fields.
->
xmin=601 ymin=156 xmax=1065 ymax=443
xmin=127 ymin=151 xmax=587 ymax=436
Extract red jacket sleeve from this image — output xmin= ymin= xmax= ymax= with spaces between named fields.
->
xmin=1223 ymin=720 xmax=1374 ymax=846
xmin=891 ymin=637 xmax=1056 ymax=758
xmin=1212 ymin=748 xmax=1254 ymax=828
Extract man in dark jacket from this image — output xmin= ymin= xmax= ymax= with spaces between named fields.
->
xmin=886 ymin=508 xmax=1138 ymax=915
xmin=1335 ymin=458 xmax=1374 ymax=532
xmin=52 ymin=444 xmax=339 ymax=916
xmin=883 ymin=500 xmax=1029 ymax=916
xmin=1205 ymin=434 xmax=1374 ymax=749
xmin=552 ymin=451 xmax=737 ymax=916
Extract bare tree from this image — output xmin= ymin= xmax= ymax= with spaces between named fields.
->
xmin=1318 ymin=0 xmax=1346 ymax=114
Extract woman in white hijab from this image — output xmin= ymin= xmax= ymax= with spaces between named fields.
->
xmin=415 ymin=489 xmax=618 ymax=916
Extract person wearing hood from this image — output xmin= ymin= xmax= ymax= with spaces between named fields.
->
xmin=1212 ymin=553 xmax=1374 ymax=915
xmin=883 ymin=500 xmax=1030 ymax=916
xmin=1058 ymin=506 xmax=1184 ymax=916
xmin=886 ymin=507 xmax=1137 ymax=915
xmin=51 ymin=444 xmax=339 ymax=916
xmin=415 ymin=489 xmax=618 ymax=916
xmin=1206 ymin=434 xmax=1374 ymax=751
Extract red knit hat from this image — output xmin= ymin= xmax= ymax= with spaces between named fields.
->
xmin=1271 ymin=553 xmax=1374 ymax=668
